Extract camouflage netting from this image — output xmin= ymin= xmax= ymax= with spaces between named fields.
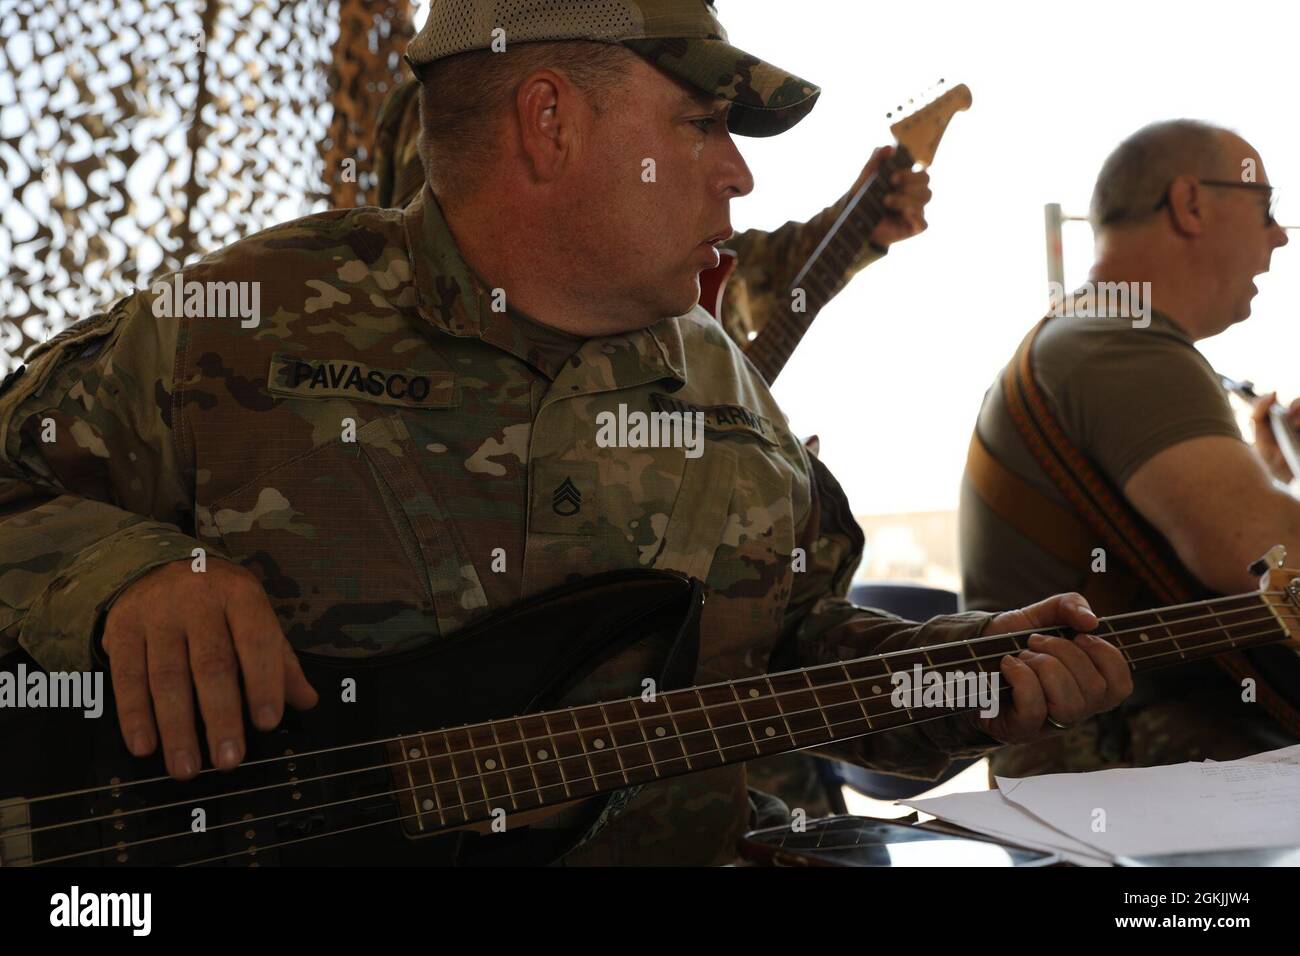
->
xmin=0 ymin=0 xmax=414 ymax=374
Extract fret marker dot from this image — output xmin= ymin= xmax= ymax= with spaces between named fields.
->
xmin=765 ymin=726 xmax=777 ymax=737
xmin=537 ymin=749 xmax=548 ymax=759
xmin=422 ymin=799 xmax=434 ymax=811
xmin=1140 ymin=632 xmax=1150 ymax=642
xmin=748 ymin=688 xmax=760 ymax=698
xmin=655 ymin=726 xmax=666 ymax=737
xmin=408 ymin=747 xmax=420 ymax=759
xmin=484 ymin=759 xmax=497 ymax=770
xmin=593 ymin=738 xmax=605 ymax=749
xmin=872 ymin=685 xmax=882 ymax=695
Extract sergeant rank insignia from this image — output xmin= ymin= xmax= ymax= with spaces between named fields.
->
xmin=552 ymin=477 xmax=582 ymax=516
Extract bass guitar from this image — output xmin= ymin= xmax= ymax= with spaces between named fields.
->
xmin=3 ymin=553 xmax=1299 ymax=866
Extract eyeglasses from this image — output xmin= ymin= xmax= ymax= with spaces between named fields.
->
xmin=1154 ymin=179 xmax=1280 ymax=227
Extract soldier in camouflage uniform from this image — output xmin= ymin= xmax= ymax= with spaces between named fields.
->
xmin=373 ymin=30 xmax=932 ymax=821
xmin=0 ymin=0 xmax=1131 ymax=865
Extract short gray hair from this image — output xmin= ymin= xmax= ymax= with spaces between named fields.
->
xmin=417 ymin=40 xmax=638 ymax=200
xmin=1089 ymin=120 xmax=1230 ymax=229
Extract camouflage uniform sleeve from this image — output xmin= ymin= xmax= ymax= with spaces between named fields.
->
xmin=770 ymin=450 xmax=1001 ymax=780
xmin=0 ymin=293 xmax=206 ymax=672
xmin=721 ymin=189 xmax=887 ymax=347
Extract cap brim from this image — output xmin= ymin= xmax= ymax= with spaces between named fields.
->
xmin=622 ymin=37 xmax=820 ymax=138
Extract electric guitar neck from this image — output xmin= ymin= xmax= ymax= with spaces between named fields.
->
xmin=382 ymin=580 xmax=1297 ymax=834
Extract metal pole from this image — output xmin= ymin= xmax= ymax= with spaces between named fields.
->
xmin=1044 ymin=202 xmax=1065 ymax=295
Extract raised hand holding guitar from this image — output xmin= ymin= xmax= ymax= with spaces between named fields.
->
xmin=850 ymin=144 xmax=932 ymax=248
xmin=741 ymin=82 xmax=971 ymax=384
xmin=1251 ymin=391 xmax=1300 ymax=486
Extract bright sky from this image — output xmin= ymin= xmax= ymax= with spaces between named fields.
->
xmin=710 ymin=0 xmax=1300 ymax=515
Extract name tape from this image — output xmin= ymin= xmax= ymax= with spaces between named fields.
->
xmin=267 ymin=354 xmax=455 ymax=408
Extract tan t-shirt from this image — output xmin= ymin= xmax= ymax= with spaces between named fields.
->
xmin=959 ymin=311 xmax=1242 ymax=616
xmin=959 ymin=311 xmax=1300 ymax=773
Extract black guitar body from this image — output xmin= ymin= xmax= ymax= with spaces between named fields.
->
xmin=0 ymin=570 xmax=704 ymax=866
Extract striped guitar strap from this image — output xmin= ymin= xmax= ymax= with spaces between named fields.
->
xmin=982 ymin=316 xmax=1300 ymax=738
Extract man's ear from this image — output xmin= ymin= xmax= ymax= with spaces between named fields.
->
xmin=515 ymin=69 xmax=574 ymax=182
xmin=1165 ymin=174 xmax=1207 ymax=236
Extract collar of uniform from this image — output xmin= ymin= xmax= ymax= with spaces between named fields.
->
xmin=647 ymin=314 xmax=689 ymax=388
xmin=549 ymin=314 xmax=689 ymax=401
xmin=403 ymin=185 xmax=584 ymax=380
xmin=404 ymin=184 xmax=690 ymax=387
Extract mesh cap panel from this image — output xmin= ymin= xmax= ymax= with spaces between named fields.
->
xmin=408 ymin=1 xmax=641 ymax=65
xmin=405 ymin=1 xmax=819 ymax=138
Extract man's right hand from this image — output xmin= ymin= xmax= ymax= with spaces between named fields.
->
xmin=102 ymin=558 xmax=319 ymax=781
xmin=1251 ymin=391 xmax=1300 ymax=483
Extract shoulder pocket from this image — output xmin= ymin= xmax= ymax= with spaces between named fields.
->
xmin=650 ymin=392 xmax=778 ymax=447
xmin=23 ymin=298 xmax=128 ymax=366
xmin=0 ymin=300 xmax=131 ymax=464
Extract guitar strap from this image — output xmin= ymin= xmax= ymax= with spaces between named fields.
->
xmin=965 ymin=431 xmax=1142 ymax=616
xmin=967 ymin=316 xmax=1300 ymax=738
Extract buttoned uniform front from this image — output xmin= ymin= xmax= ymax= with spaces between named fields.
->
xmin=0 ymin=186 xmax=997 ymax=864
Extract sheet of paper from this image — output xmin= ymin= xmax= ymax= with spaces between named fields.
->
xmin=996 ymin=756 xmax=1300 ymax=857
xmin=903 ymin=789 xmax=1113 ymax=867
xmin=1239 ymin=743 xmax=1300 ymax=765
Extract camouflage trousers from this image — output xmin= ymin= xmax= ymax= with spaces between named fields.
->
xmin=745 ymin=752 xmax=836 ymax=825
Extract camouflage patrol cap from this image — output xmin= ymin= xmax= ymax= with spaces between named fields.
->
xmin=405 ymin=0 xmax=820 ymax=137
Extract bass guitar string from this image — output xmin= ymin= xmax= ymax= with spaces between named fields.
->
xmin=11 ymin=616 xmax=1291 ymax=864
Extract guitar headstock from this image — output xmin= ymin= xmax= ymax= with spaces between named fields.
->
xmin=1254 ymin=545 xmax=1299 ymax=591
xmin=1253 ymin=546 xmax=1300 ymax=642
xmin=888 ymin=81 xmax=972 ymax=168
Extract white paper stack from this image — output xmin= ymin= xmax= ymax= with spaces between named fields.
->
xmin=901 ymin=744 xmax=1300 ymax=865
